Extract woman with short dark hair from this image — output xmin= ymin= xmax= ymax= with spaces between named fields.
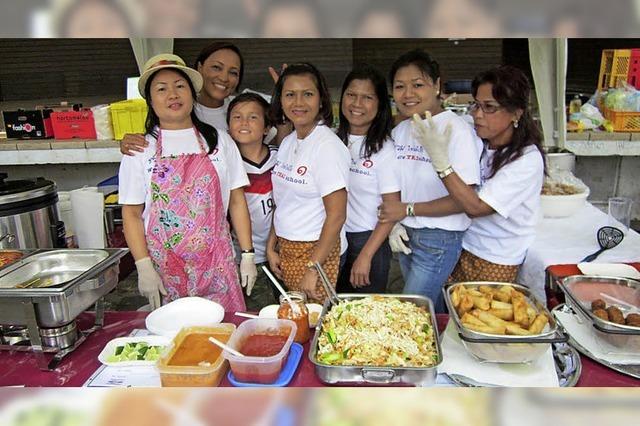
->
xmin=380 ymin=49 xmax=482 ymax=312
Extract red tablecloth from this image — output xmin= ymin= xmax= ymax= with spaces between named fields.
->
xmin=0 ymin=310 xmax=637 ymax=387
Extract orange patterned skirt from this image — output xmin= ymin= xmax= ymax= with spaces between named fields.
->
xmin=450 ymin=249 xmax=520 ymax=283
xmin=277 ymin=237 xmax=341 ymax=304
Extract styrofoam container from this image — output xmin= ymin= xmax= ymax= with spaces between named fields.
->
xmin=145 ymin=297 xmax=225 ymax=338
xmin=222 ymin=318 xmax=297 ymax=384
xmin=98 ymin=335 xmax=169 ymax=367
xmin=540 ymin=189 xmax=590 ymax=218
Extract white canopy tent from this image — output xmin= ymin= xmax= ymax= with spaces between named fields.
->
xmin=529 ymin=38 xmax=568 ymax=148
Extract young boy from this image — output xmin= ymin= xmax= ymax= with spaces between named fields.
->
xmin=227 ymin=92 xmax=279 ymax=311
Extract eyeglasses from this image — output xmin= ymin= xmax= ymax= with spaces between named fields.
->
xmin=469 ymin=101 xmax=504 ymax=114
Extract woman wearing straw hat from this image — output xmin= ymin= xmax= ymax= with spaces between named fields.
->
xmin=119 ymin=54 xmax=252 ymax=311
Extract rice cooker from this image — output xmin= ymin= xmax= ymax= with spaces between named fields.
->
xmin=0 ymin=173 xmax=65 ymax=249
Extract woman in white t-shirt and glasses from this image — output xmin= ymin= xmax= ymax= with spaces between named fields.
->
xmin=381 ymin=49 xmax=482 ymax=312
xmin=382 ymin=65 xmax=545 ymax=285
xmin=335 ymin=64 xmax=401 ymax=294
xmin=266 ymin=63 xmax=350 ymax=303
xmin=119 ymin=54 xmax=253 ymax=312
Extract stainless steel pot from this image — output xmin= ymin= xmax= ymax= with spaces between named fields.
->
xmin=544 ymin=147 xmax=576 ymax=173
xmin=0 ymin=173 xmax=63 ymax=249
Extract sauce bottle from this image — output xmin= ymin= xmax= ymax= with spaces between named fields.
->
xmin=277 ymin=291 xmax=311 ymax=344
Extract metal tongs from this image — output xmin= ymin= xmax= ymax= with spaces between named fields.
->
xmin=313 ymin=261 xmax=340 ymax=306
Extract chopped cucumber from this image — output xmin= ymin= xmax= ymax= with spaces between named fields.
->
xmin=107 ymin=342 xmax=164 ymax=363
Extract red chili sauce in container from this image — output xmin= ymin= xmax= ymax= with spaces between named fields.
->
xmin=233 ymin=333 xmax=289 ymax=383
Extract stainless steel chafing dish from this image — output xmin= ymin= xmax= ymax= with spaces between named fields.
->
xmin=443 ymin=282 xmax=568 ymax=363
xmin=308 ymin=294 xmax=442 ymax=387
xmin=0 ymin=248 xmax=128 ymax=370
xmin=559 ymin=275 xmax=640 ymax=353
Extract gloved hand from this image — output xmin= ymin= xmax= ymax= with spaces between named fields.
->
xmin=240 ymin=252 xmax=258 ymax=296
xmin=412 ymin=111 xmax=453 ymax=173
xmin=135 ymin=257 xmax=167 ymax=310
xmin=388 ymin=223 xmax=412 ymax=255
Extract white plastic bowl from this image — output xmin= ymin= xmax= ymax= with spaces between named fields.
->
xmin=540 ymin=189 xmax=589 ymax=218
xmin=145 ymin=297 xmax=225 ymax=337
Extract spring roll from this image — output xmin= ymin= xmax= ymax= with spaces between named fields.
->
xmin=489 ymin=308 xmax=514 ymax=321
xmin=528 ymin=314 xmax=549 ymax=334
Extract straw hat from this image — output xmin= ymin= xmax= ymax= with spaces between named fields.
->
xmin=138 ymin=53 xmax=203 ymax=97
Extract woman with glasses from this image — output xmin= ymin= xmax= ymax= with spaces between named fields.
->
xmin=380 ymin=49 xmax=481 ymax=312
xmin=381 ymin=65 xmax=544 ymax=285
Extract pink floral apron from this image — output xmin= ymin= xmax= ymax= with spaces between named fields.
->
xmin=146 ymin=127 xmax=246 ymax=312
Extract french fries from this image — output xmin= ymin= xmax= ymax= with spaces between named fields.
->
xmin=449 ymin=283 xmax=549 ymax=337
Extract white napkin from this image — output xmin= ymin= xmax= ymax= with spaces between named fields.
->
xmin=439 ymin=323 xmax=559 ymax=387
xmin=554 ymin=311 xmax=640 ymax=364
xmin=577 ymin=262 xmax=640 ymax=279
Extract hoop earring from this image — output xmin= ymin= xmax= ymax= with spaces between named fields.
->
xmin=513 ymin=120 xmax=519 ymax=129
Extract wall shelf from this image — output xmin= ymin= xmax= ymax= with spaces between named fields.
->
xmin=0 ymin=139 xmax=122 ymax=165
xmin=565 ymin=132 xmax=640 ymax=156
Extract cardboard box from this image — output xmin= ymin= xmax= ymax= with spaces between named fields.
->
xmin=50 ymin=109 xmax=97 ymax=139
xmin=2 ymin=109 xmax=53 ymax=139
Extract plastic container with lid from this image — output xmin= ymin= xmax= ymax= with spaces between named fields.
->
xmin=277 ymin=291 xmax=311 ymax=344
xmin=222 ymin=318 xmax=297 ymax=384
xmin=156 ymin=324 xmax=235 ymax=387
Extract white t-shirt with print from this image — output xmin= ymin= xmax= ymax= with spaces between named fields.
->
xmin=118 ymin=127 xmax=249 ymax=230
xmin=346 ymin=135 xmax=401 ymax=233
xmin=194 ymin=98 xmax=232 ymax=131
xmin=462 ymin=144 xmax=544 ymax=265
xmin=393 ymin=110 xmax=482 ymax=231
xmin=236 ymin=145 xmax=278 ymax=264
xmin=272 ymin=125 xmax=350 ymax=251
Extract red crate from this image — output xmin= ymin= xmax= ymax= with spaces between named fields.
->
xmin=50 ymin=110 xmax=97 ymax=139
xmin=628 ymin=48 xmax=640 ymax=90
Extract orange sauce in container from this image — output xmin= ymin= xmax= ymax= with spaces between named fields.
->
xmin=277 ymin=292 xmax=310 ymax=344
xmin=168 ymin=333 xmax=230 ymax=366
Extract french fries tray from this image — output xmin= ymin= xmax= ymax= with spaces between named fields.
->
xmin=443 ymin=282 xmax=568 ymax=363
xmin=309 ymin=294 xmax=442 ymax=387
xmin=558 ymin=276 xmax=640 ymax=353
xmin=552 ymin=303 xmax=640 ymax=380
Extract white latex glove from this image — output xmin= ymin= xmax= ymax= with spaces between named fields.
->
xmin=135 ymin=257 xmax=167 ymax=310
xmin=412 ymin=111 xmax=453 ymax=173
xmin=240 ymin=252 xmax=258 ymax=296
xmin=388 ymin=223 xmax=412 ymax=255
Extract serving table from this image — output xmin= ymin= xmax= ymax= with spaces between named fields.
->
xmin=0 ymin=310 xmax=637 ymax=387
xmin=519 ymin=202 xmax=640 ymax=304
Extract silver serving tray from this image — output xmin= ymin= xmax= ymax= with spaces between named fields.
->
xmin=442 ymin=282 xmax=568 ymax=363
xmin=309 ymin=294 xmax=442 ymax=387
xmin=0 ymin=249 xmax=109 ymax=289
xmin=553 ymin=303 xmax=640 ymax=380
xmin=559 ymin=275 xmax=640 ymax=336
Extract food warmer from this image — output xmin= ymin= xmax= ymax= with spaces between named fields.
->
xmin=0 ymin=248 xmax=128 ymax=370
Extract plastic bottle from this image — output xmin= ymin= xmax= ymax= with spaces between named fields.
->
xmin=569 ymin=95 xmax=582 ymax=115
